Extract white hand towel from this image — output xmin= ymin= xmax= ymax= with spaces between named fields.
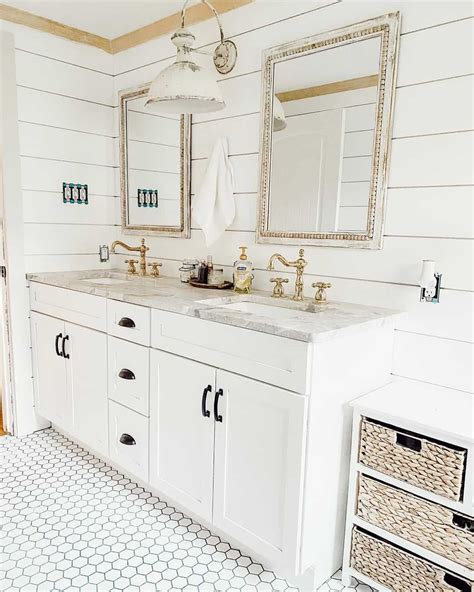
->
xmin=193 ymin=137 xmax=235 ymax=247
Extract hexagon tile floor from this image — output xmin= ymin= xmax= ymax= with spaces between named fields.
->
xmin=0 ymin=429 xmax=374 ymax=591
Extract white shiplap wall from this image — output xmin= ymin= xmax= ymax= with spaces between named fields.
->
xmin=112 ymin=0 xmax=474 ymax=395
xmin=0 ymin=20 xmax=118 ymax=273
xmin=1 ymin=1 xmax=472 ymax=397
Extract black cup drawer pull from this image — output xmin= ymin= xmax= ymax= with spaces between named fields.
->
xmin=119 ymin=433 xmax=136 ymax=446
xmin=62 ymin=335 xmax=70 ymax=359
xmin=453 ymin=514 xmax=474 ymax=532
xmin=213 ymin=388 xmax=223 ymax=423
xmin=443 ymin=573 xmax=471 ymax=592
xmin=118 ymin=317 xmax=136 ymax=328
xmin=55 ymin=333 xmax=63 ymax=357
xmin=119 ymin=368 xmax=136 ymax=380
xmin=201 ymin=385 xmax=212 ymax=418
xmin=396 ymin=433 xmax=422 ymax=452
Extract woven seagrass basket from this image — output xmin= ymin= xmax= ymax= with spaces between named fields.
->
xmin=358 ymin=418 xmax=466 ymax=501
xmin=351 ymin=528 xmax=473 ymax=592
xmin=357 ymin=474 xmax=473 ymax=569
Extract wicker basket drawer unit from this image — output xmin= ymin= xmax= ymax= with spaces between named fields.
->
xmin=351 ymin=528 xmax=473 ymax=592
xmin=356 ymin=474 xmax=474 ymax=570
xmin=358 ymin=418 xmax=467 ymax=501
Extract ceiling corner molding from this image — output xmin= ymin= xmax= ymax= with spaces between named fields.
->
xmin=110 ymin=0 xmax=254 ymax=54
xmin=0 ymin=0 xmax=254 ymax=55
xmin=0 ymin=3 xmax=112 ymax=52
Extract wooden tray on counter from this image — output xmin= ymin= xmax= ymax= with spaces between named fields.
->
xmin=189 ymin=280 xmax=233 ymax=290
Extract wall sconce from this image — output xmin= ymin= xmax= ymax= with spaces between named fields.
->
xmin=419 ymin=259 xmax=442 ymax=303
xmin=145 ymin=0 xmax=237 ymax=114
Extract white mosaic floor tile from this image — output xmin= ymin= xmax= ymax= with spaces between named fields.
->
xmin=0 ymin=429 xmax=374 ymax=591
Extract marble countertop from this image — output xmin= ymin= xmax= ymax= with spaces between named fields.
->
xmin=27 ymin=269 xmax=402 ymax=343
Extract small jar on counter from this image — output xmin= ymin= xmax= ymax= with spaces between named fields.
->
xmin=179 ymin=264 xmax=195 ymax=283
xmin=179 ymin=259 xmax=199 ymax=282
xmin=208 ymin=266 xmax=224 ymax=286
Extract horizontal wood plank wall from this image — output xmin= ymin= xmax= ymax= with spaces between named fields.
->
xmin=112 ymin=1 xmax=474 ymax=394
xmin=0 ymin=20 xmax=117 ymax=272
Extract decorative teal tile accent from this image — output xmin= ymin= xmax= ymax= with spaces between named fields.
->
xmin=63 ymin=183 xmax=88 ymax=205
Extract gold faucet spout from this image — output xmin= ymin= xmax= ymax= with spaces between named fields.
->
xmin=110 ymin=238 xmax=150 ymax=276
xmin=266 ymin=249 xmax=307 ymax=301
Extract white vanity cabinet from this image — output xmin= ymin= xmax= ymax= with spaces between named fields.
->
xmin=30 ymin=311 xmax=108 ymax=456
xmin=213 ymin=370 xmax=307 ymax=572
xmin=149 ymin=350 xmax=307 ymax=572
xmin=28 ymin=275 xmax=398 ymax=590
xmin=30 ymin=312 xmax=70 ymax=428
xmin=30 ymin=283 xmax=108 ymax=457
xmin=149 ymin=351 xmax=216 ymax=522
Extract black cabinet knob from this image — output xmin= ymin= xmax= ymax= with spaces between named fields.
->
xmin=119 ymin=433 xmax=136 ymax=446
xmin=119 ymin=368 xmax=136 ymax=380
xmin=118 ymin=317 xmax=136 ymax=328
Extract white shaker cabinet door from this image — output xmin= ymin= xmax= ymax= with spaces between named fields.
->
xmin=213 ymin=371 xmax=308 ymax=574
xmin=150 ymin=350 xmax=216 ymax=522
xmin=67 ymin=323 xmax=108 ymax=457
xmin=30 ymin=312 xmax=69 ymax=428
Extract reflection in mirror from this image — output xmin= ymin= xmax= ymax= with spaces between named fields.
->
xmin=119 ymin=85 xmax=191 ymax=237
xmin=271 ymin=37 xmax=380 ymax=233
xmin=257 ymin=13 xmax=400 ymax=249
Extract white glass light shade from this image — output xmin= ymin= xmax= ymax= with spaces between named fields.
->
xmin=145 ymin=29 xmax=225 ymax=115
xmin=273 ymin=95 xmax=287 ymax=131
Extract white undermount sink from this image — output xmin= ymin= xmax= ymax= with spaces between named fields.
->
xmin=83 ymin=277 xmax=127 ymax=286
xmin=215 ymin=301 xmax=305 ymax=319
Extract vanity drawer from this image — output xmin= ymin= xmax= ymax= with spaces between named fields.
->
xmin=30 ymin=282 xmax=106 ymax=331
xmin=107 ymin=300 xmax=150 ymax=346
xmin=358 ymin=418 xmax=467 ymax=502
xmin=357 ymin=475 xmax=473 ymax=570
xmin=351 ymin=528 xmax=473 ymax=592
xmin=108 ymin=400 xmax=149 ymax=483
xmin=108 ymin=337 xmax=150 ymax=416
xmin=151 ymin=310 xmax=310 ymax=394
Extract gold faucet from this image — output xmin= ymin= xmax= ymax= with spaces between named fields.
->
xmin=267 ymin=249 xmax=307 ymax=301
xmin=111 ymin=239 xmax=150 ymax=276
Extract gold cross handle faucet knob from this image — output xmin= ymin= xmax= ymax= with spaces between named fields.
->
xmin=312 ymin=281 xmax=332 ymax=303
xmin=147 ymin=262 xmax=163 ymax=278
xmin=270 ymin=277 xmax=289 ymax=298
xmin=125 ymin=259 xmax=138 ymax=275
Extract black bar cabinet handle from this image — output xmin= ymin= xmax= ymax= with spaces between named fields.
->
xmin=119 ymin=433 xmax=136 ymax=446
xmin=201 ymin=385 xmax=212 ymax=418
xmin=119 ymin=368 xmax=136 ymax=380
xmin=118 ymin=317 xmax=136 ymax=328
xmin=62 ymin=335 xmax=70 ymax=359
xmin=213 ymin=388 xmax=223 ymax=423
xmin=55 ymin=333 xmax=63 ymax=357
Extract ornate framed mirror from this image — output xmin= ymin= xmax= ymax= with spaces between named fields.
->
xmin=119 ymin=84 xmax=191 ymax=237
xmin=257 ymin=13 xmax=400 ymax=249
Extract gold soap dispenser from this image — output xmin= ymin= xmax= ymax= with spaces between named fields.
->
xmin=233 ymin=246 xmax=253 ymax=294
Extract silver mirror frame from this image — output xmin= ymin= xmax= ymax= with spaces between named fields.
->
xmin=119 ymin=84 xmax=191 ymax=237
xmin=256 ymin=12 xmax=400 ymax=249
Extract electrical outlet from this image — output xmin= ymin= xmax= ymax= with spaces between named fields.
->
xmin=63 ymin=182 xmax=88 ymax=205
xmin=137 ymin=188 xmax=158 ymax=208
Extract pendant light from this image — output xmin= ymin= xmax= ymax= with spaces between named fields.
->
xmin=145 ymin=0 xmax=237 ymax=114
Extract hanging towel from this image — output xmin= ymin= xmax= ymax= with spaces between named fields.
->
xmin=193 ymin=137 xmax=235 ymax=247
